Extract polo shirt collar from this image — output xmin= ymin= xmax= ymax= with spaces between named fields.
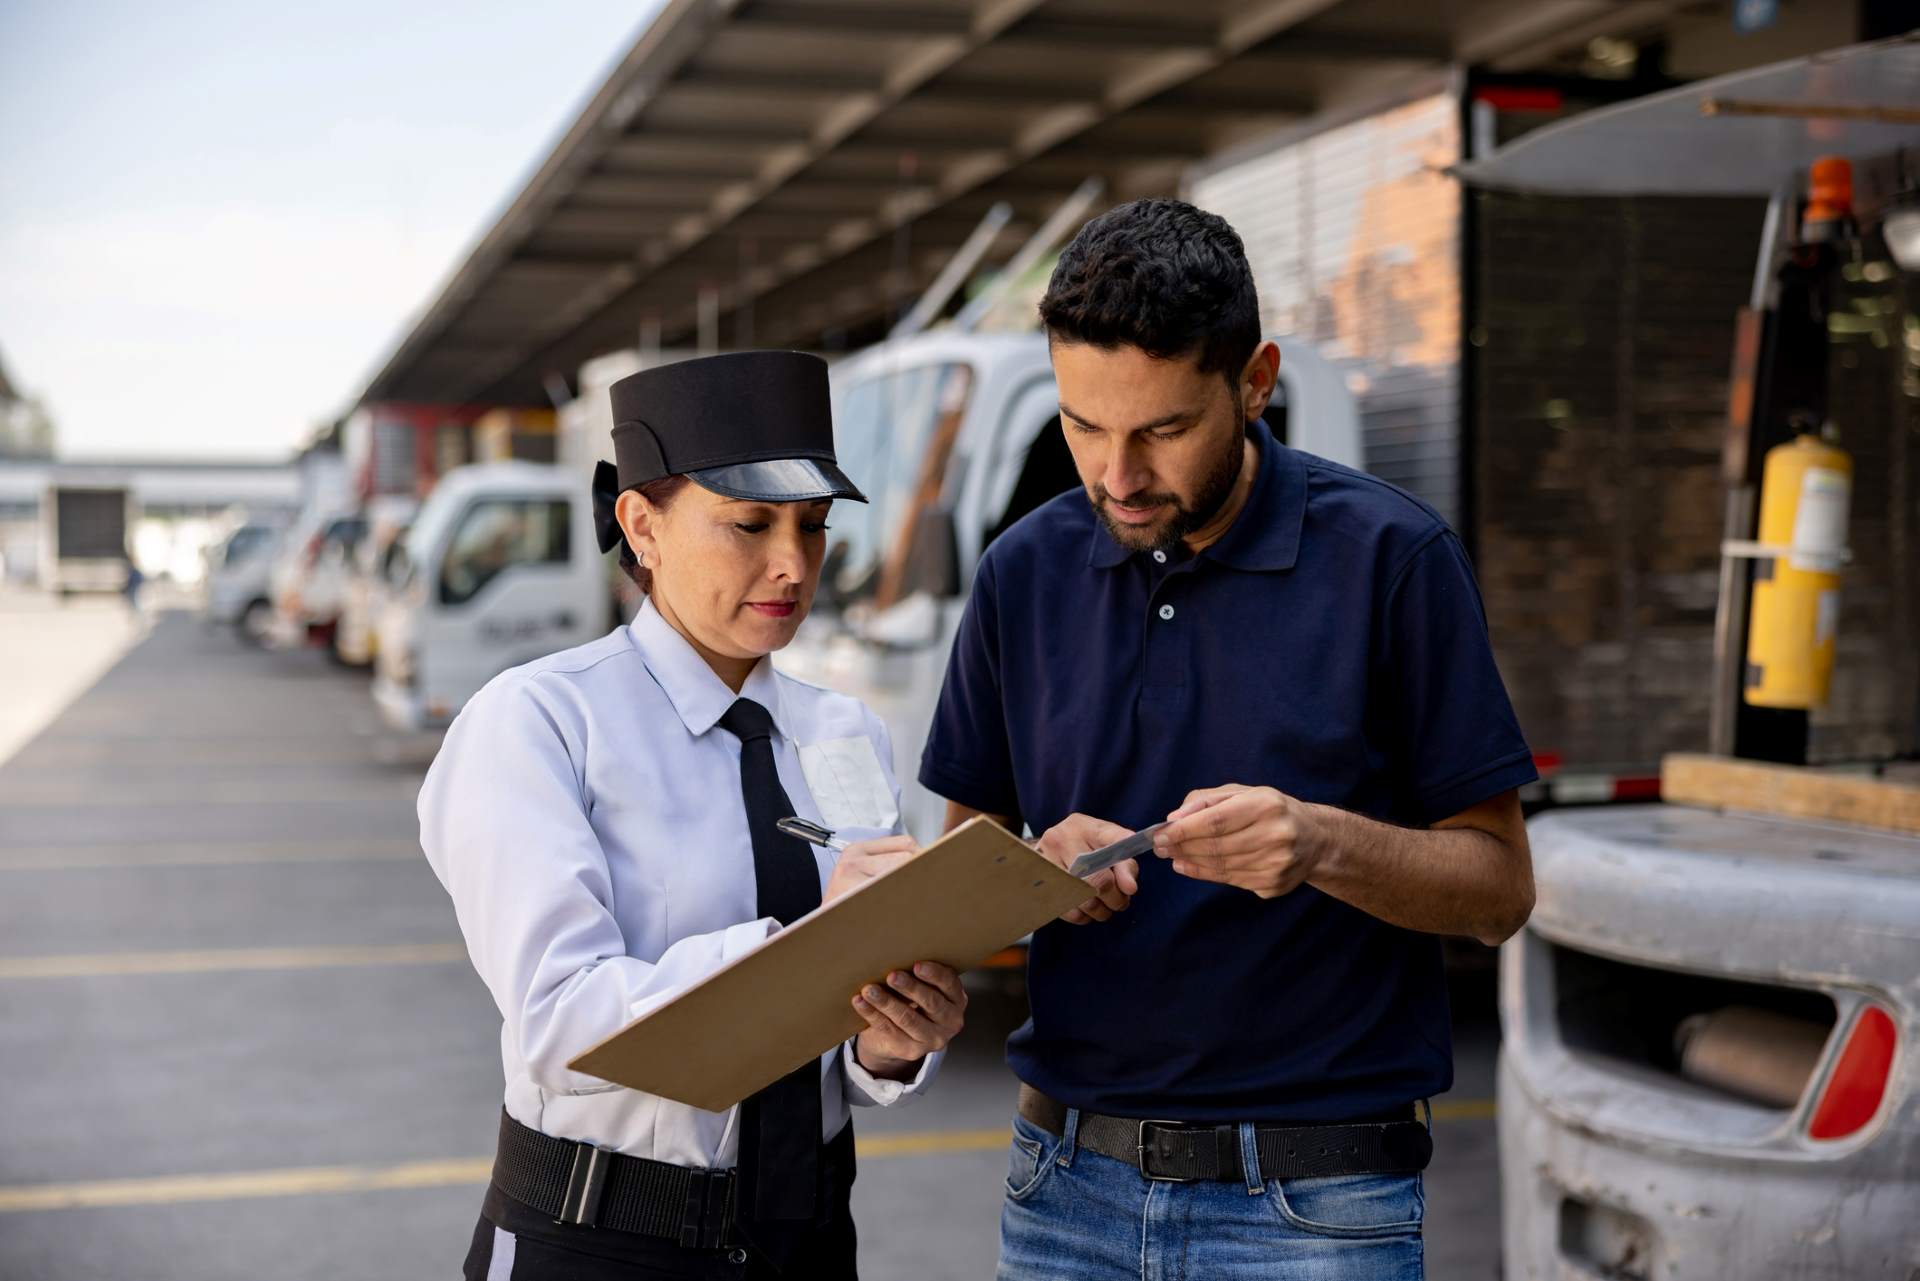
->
xmin=1086 ymin=417 xmax=1306 ymax=572
xmin=628 ymin=596 xmax=790 ymax=739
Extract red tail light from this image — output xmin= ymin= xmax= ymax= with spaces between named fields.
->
xmin=1807 ymin=1005 xmax=1897 ymax=1140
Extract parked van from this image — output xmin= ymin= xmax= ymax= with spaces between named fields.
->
xmin=779 ymin=329 xmax=1361 ymax=840
xmin=269 ymin=506 xmax=366 ymax=648
xmin=202 ymin=519 xmax=284 ymax=641
xmin=372 ymin=462 xmax=603 ymax=731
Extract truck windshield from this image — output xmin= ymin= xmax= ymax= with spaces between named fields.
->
xmin=828 ymin=362 xmax=973 ymax=596
xmin=438 ymin=497 xmax=570 ymax=605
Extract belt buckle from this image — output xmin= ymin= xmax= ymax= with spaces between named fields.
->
xmin=1136 ymin=1120 xmax=1189 ymax=1183
xmin=555 ymin=1142 xmax=610 ymax=1228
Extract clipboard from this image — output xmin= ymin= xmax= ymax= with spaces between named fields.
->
xmin=567 ymin=816 xmax=1090 ymax=1112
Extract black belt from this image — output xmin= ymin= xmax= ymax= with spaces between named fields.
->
xmin=1017 ymin=1085 xmax=1432 ymax=1183
xmin=490 ymin=1110 xmax=741 ymax=1249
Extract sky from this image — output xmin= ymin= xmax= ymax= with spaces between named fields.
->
xmin=0 ymin=1 xmax=661 ymax=460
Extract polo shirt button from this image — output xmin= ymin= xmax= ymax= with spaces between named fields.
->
xmin=1158 ymin=604 xmax=1175 ymax=621
xmin=728 ymin=1247 xmax=750 ymax=1264
xmin=1152 ymin=550 xmax=1167 ymax=563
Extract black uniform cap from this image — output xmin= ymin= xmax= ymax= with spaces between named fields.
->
xmin=592 ymin=351 xmax=866 ymax=552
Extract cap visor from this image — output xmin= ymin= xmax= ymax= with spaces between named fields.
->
xmin=687 ymin=457 xmax=868 ymax=503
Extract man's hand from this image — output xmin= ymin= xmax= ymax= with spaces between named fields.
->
xmin=823 ymin=836 xmax=919 ymax=903
xmin=1155 ymin=784 xmax=1323 ymax=899
xmin=1035 ymin=812 xmax=1140 ymax=924
xmin=852 ymin=961 xmax=967 ymax=1081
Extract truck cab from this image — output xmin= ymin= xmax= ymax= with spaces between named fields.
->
xmin=779 ymin=328 xmax=1361 ymax=840
xmin=372 ymin=461 xmax=602 ymax=731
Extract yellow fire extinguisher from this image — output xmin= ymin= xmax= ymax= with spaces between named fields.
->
xmin=1745 ymin=428 xmax=1852 ymax=709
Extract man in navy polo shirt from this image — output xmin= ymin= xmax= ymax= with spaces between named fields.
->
xmin=919 ymin=199 xmax=1537 ymax=1279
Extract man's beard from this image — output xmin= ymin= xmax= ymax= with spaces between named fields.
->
xmin=1090 ymin=407 xmax=1247 ymax=555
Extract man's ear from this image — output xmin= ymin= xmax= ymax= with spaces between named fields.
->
xmin=1240 ymin=342 xmax=1281 ymax=421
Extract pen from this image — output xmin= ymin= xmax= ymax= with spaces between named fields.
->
xmin=776 ymin=816 xmax=851 ymax=851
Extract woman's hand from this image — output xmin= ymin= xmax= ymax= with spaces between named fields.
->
xmin=822 ymin=835 xmax=919 ymax=903
xmin=853 ymin=961 xmax=967 ymax=1081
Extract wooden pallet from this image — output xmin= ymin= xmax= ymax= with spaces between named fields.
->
xmin=1661 ymin=753 xmax=1920 ymax=837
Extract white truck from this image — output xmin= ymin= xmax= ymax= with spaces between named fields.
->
xmin=371 ymin=461 xmax=604 ymax=731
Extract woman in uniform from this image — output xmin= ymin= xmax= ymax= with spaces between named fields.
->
xmin=420 ymin=351 xmax=967 ymax=1279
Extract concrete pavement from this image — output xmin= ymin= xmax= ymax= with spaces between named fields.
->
xmin=0 ymin=604 xmax=1503 ymax=1279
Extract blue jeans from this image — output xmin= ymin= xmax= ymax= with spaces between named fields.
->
xmin=997 ymin=1109 xmax=1425 ymax=1280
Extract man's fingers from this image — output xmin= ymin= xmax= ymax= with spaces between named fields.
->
xmin=1113 ymin=858 xmax=1140 ymax=896
xmin=1158 ymin=828 xmax=1268 ymax=861
xmin=1167 ymin=785 xmax=1245 ymax=823
xmin=1168 ymin=858 xmax=1231 ymax=884
xmin=1158 ymin=795 xmax=1259 ymax=854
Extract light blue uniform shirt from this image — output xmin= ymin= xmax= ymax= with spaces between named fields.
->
xmin=419 ymin=598 xmax=938 ymax=1168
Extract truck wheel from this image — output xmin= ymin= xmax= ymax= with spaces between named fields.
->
xmin=238 ymin=599 xmax=273 ymax=645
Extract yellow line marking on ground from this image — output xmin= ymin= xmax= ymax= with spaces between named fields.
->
xmin=0 ymin=782 xmax=418 ymax=808
xmin=857 ymin=1129 xmax=1011 ymax=1157
xmin=0 ymin=942 xmax=467 ymax=980
xmin=1430 ymin=1098 xmax=1497 ymax=1122
xmin=0 ymin=1159 xmax=496 ymax=1213
xmin=0 ymin=1103 xmax=1499 ymax=1212
xmin=0 ymin=840 xmax=420 ymax=871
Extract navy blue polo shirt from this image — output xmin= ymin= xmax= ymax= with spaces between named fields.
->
xmin=919 ymin=418 xmax=1536 ymax=1123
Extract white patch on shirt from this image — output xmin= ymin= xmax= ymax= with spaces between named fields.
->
xmin=798 ymin=735 xmax=899 ymax=833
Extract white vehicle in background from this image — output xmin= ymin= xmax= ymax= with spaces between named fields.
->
xmin=202 ymin=520 xmax=284 ymax=641
xmin=333 ymin=501 xmax=417 ymax=668
xmin=269 ymin=507 xmax=366 ymax=650
xmin=779 ymin=328 xmax=1362 ymax=841
xmin=373 ymin=462 xmax=604 ymax=731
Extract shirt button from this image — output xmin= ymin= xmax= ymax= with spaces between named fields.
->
xmin=728 ymin=1247 xmax=750 ymax=1264
xmin=1152 ymin=550 xmax=1167 ymax=563
xmin=1158 ymin=604 xmax=1175 ymax=621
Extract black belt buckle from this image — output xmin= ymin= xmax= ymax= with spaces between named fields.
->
xmin=679 ymin=1167 xmax=731 ymax=1250
xmin=556 ymin=1143 xmax=611 ymax=1228
xmin=1136 ymin=1120 xmax=1190 ymax=1182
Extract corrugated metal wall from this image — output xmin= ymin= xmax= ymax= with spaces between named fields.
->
xmin=1188 ymin=93 xmax=1462 ymax=526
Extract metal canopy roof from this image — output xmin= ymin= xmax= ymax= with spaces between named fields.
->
xmin=358 ymin=0 xmax=1690 ymax=409
xmin=1455 ymin=33 xmax=1920 ymax=197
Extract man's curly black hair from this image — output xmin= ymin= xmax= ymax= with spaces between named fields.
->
xmin=1038 ymin=198 xmax=1261 ymax=389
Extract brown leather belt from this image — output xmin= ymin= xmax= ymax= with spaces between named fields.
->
xmin=1017 ymin=1084 xmax=1432 ymax=1183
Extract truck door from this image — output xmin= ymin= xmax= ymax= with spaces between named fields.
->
xmin=420 ymin=493 xmax=580 ymax=710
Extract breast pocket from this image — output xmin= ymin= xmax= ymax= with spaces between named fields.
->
xmin=798 ymin=736 xmax=900 ymax=832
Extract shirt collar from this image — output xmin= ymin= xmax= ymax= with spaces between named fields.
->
xmin=1086 ymin=417 xmax=1306 ymax=572
xmin=627 ymin=597 xmax=790 ymax=739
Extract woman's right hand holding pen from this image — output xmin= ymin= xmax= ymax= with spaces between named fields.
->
xmin=822 ymin=835 xmax=919 ymax=902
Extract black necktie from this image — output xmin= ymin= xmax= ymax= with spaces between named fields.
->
xmin=717 ymin=697 xmax=824 ymax=1263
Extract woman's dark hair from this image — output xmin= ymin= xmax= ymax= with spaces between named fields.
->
xmin=1037 ymin=198 xmax=1261 ymax=389
xmin=616 ymin=474 xmax=692 ymax=594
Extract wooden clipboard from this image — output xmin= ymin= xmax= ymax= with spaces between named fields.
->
xmin=567 ymin=817 xmax=1089 ymax=1112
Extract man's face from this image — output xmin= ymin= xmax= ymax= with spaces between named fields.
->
xmin=1050 ymin=341 xmax=1248 ymax=554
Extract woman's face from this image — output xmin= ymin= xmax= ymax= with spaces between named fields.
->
xmin=617 ymin=482 xmax=833 ymax=672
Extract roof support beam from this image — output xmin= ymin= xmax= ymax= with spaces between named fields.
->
xmin=585 ymin=0 xmax=1346 ymax=370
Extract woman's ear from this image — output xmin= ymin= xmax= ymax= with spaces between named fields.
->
xmin=615 ymin=489 xmax=659 ymax=568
